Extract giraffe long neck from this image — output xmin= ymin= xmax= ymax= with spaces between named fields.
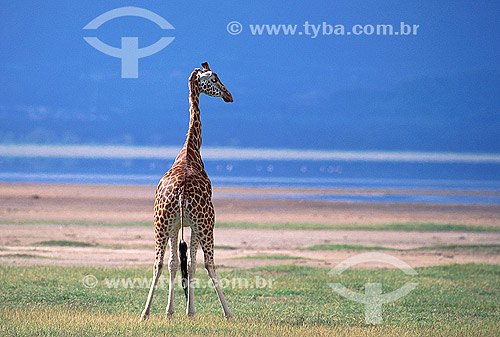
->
xmin=183 ymin=71 xmax=204 ymax=167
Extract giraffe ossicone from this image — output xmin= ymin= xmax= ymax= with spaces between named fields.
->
xmin=140 ymin=62 xmax=234 ymax=321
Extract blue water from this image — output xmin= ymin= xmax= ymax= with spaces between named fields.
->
xmin=214 ymin=192 xmax=500 ymax=205
xmin=0 ymin=157 xmax=499 ymax=205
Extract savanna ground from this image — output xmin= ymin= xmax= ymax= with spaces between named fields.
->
xmin=1 ymin=183 xmax=499 ymax=336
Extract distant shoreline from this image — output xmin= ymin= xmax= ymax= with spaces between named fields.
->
xmin=1 ymin=172 xmax=500 ymax=192
xmin=1 ymin=144 xmax=499 ymax=163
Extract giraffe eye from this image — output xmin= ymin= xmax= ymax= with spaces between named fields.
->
xmin=211 ymin=78 xmax=217 ymax=83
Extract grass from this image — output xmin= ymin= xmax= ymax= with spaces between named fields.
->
xmin=303 ymin=244 xmax=396 ymax=251
xmin=2 ymin=221 xmax=500 ymax=233
xmin=357 ymin=222 xmax=500 ymax=232
xmin=216 ymin=222 xmax=500 ymax=232
xmin=0 ymin=263 xmax=499 ymax=336
xmin=30 ymin=241 xmax=232 ymax=251
xmin=415 ymin=244 xmax=500 ymax=252
xmin=215 ymin=245 xmax=239 ymax=250
xmin=233 ymin=254 xmax=310 ymax=260
xmin=33 ymin=240 xmax=96 ymax=247
xmin=303 ymin=243 xmax=500 ymax=252
xmin=0 ymin=253 xmax=53 ymax=259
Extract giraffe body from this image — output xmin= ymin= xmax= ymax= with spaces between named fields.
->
xmin=140 ymin=62 xmax=233 ymax=320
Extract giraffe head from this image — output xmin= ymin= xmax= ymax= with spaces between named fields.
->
xmin=196 ymin=62 xmax=233 ymax=103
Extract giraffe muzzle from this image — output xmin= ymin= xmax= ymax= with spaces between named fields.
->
xmin=222 ymin=91 xmax=233 ymax=103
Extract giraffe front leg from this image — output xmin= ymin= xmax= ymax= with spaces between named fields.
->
xmin=140 ymin=242 xmax=166 ymax=321
xmin=166 ymin=236 xmax=178 ymax=317
xmin=186 ymin=237 xmax=199 ymax=316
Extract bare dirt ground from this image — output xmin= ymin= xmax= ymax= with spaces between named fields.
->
xmin=1 ymin=183 xmax=499 ymax=226
xmin=1 ymin=183 xmax=499 ymax=269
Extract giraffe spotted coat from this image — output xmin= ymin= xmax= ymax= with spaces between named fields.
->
xmin=140 ymin=62 xmax=234 ymax=320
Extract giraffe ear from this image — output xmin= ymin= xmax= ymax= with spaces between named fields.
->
xmin=201 ymin=62 xmax=211 ymax=71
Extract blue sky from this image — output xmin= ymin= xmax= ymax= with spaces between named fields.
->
xmin=1 ymin=1 xmax=499 ymax=152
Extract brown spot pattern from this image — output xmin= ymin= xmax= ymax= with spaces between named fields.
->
xmin=141 ymin=63 xmax=234 ymax=319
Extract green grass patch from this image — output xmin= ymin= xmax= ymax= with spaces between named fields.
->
xmin=355 ymin=222 xmax=500 ymax=232
xmin=215 ymin=222 xmax=336 ymax=230
xmin=0 ymin=263 xmax=499 ymax=336
xmin=416 ymin=244 xmax=500 ymax=252
xmin=303 ymin=244 xmax=396 ymax=251
xmin=234 ymin=254 xmax=310 ymax=260
xmin=216 ymin=222 xmax=500 ymax=232
xmin=215 ymin=245 xmax=239 ymax=250
xmin=0 ymin=220 xmax=153 ymax=227
xmin=0 ymin=253 xmax=53 ymax=259
xmin=303 ymin=243 xmax=500 ymax=252
xmin=2 ymin=221 xmax=499 ymax=233
xmin=33 ymin=240 xmax=96 ymax=247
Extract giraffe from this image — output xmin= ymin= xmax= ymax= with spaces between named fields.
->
xmin=140 ymin=62 xmax=234 ymax=320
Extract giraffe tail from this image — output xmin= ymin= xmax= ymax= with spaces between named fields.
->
xmin=179 ymin=187 xmax=189 ymax=300
xmin=179 ymin=240 xmax=188 ymax=300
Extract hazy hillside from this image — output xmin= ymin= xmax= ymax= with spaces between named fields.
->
xmin=1 ymin=71 xmax=499 ymax=153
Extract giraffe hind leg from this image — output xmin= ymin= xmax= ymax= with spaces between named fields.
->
xmin=140 ymin=238 xmax=167 ymax=321
xmin=201 ymin=236 xmax=234 ymax=319
xmin=166 ymin=235 xmax=179 ymax=317
xmin=186 ymin=235 xmax=199 ymax=316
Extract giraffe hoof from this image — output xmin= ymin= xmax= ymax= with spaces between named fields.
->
xmin=139 ymin=312 xmax=149 ymax=322
xmin=166 ymin=311 xmax=175 ymax=319
xmin=225 ymin=314 xmax=235 ymax=320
